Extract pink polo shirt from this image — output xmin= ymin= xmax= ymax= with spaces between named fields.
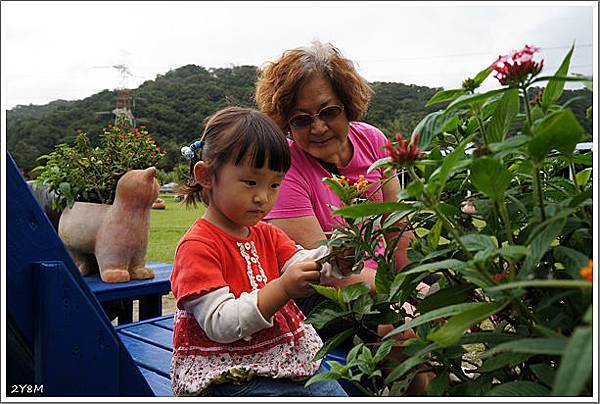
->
xmin=265 ymin=122 xmax=392 ymax=259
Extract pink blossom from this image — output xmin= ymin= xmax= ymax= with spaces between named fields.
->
xmin=490 ymin=44 xmax=544 ymax=86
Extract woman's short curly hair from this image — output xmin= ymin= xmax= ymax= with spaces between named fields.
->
xmin=255 ymin=41 xmax=373 ymax=131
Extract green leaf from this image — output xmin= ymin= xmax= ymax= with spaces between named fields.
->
xmin=528 ymin=109 xmax=584 ymax=163
xmin=446 ymin=88 xmax=509 ymax=113
xmin=470 ymin=157 xmax=513 ymax=202
xmin=412 ymin=110 xmax=454 ymax=151
xmin=374 ymin=267 xmax=394 ymax=295
xmin=384 ymin=302 xmax=487 ymax=339
xmin=367 ymin=157 xmax=392 ymax=174
xmin=341 ymin=282 xmax=370 ymax=303
xmin=334 ymin=201 xmax=414 ymax=219
xmin=397 ymin=179 xmax=424 ymax=201
xmin=346 ymin=342 xmax=364 ymax=365
xmin=486 ymin=88 xmax=520 ymax=143
xmin=457 ymin=331 xmax=521 ymax=345
xmin=426 ymin=371 xmax=449 ymax=396
xmin=487 ymin=381 xmax=551 ymax=396
xmin=552 ymin=326 xmax=593 ymax=396
xmin=482 ymin=338 xmax=566 ymax=358
xmin=552 ymin=246 xmax=590 ymax=279
xmin=312 ymin=329 xmax=355 ymax=361
xmin=530 ymin=363 xmax=556 ymax=388
xmin=477 ymin=352 xmax=532 ymax=373
xmin=427 ymin=219 xmax=443 ymax=249
xmin=427 ymin=302 xmax=505 ymax=347
xmin=400 ymin=259 xmax=467 ymax=277
xmin=384 ymin=344 xmax=436 ymax=385
xmin=489 ymin=135 xmax=530 ymax=154
xmin=459 ymin=233 xmax=497 ymax=252
xmin=310 ymin=283 xmax=342 ymax=305
xmin=497 ymin=245 xmax=529 ymax=259
xmin=417 ymin=284 xmax=474 ymax=313
xmin=473 ymin=67 xmax=493 ymax=87
xmin=575 ymin=167 xmax=592 ymax=187
xmin=373 ymin=339 xmax=395 ymax=363
xmin=486 ymin=279 xmax=592 ymax=292
xmin=520 ymin=218 xmax=567 ymax=279
xmin=304 ymin=370 xmax=341 ymax=387
xmin=426 ymin=135 xmax=472 ymax=198
xmin=425 ymin=89 xmax=466 ymax=107
xmin=541 ymin=45 xmax=574 ymax=110
xmin=305 ymin=301 xmax=350 ymax=329
xmin=322 ymin=177 xmax=347 ymax=201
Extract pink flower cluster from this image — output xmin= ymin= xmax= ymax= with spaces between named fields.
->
xmin=490 ymin=45 xmax=544 ymax=86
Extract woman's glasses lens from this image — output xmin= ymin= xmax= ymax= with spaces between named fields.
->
xmin=289 ymin=105 xmax=344 ymax=129
xmin=290 ymin=115 xmax=313 ymax=128
xmin=320 ymin=106 xmax=343 ymax=120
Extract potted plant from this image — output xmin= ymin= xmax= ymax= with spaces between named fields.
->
xmin=306 ymin=45 xmax=593 ymax=396
xmin=33 ymin=116 xmax=166 ymax=283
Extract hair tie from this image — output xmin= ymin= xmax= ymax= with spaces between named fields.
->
xmin=181 ymin=140 xmax=203 ymax=160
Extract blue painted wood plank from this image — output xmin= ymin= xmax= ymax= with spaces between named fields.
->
xmin=119 ymin=323 xmax=173 ymax=350
xmin=84 ymin=262 xmax=172 ymax=302
xmin=140 ymin=368 xmax=173 ymax=397
xmin=153 ymin=316 xmax=175 ymax=331
xmin=118 ymin=334 xmax=172 ymax=377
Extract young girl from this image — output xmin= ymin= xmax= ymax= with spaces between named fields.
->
xmin=170 ymin=107 xmax=356 ymax=397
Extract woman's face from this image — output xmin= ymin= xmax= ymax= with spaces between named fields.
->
xmin=288 ymin=75 xmax=350 ymax=164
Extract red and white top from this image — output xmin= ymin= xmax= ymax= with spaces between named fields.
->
xmin=170 ymin=219 xmax=323 ymax=395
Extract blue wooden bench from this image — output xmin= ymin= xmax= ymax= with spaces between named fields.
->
xmin=6 ymin=151 xmax=172 ymax=396
xmin=85 ymin=262 xmax=173 ymax=324
xmin=6 ymin=150 xmax=350 ymax=397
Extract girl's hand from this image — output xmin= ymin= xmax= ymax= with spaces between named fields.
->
xmin=279 ymin=261 xmax=322 ymax=298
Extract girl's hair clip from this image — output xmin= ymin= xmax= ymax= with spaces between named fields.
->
xmin=181 ymin=140 xmax=203 ymax=160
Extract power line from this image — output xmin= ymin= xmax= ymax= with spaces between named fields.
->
xmin=359 ymin=44 xmax=593 ymax=63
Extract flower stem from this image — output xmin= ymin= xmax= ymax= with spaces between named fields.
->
xmin=496 ymin=200 xmax=514 ymax=244
xmin=407 ymin=166 xmax=472 ymax=260
xmin=532 ymin=165 xmax=547 ymax=222
xmin=521 ymin=86 xmax=534 ymax=128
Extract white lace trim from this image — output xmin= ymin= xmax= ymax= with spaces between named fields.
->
xmin=237 ymin=241 xmax=268 ymax=290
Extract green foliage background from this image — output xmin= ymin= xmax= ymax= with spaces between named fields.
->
xmin=7 ymin=64 xmax=592 ymax=177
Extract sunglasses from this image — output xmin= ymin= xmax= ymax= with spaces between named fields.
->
xmin=288 ymin=105 xmax=345 ymax=129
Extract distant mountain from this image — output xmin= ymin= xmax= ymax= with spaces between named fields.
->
xmin=7 ymin=64 xmax=592 ymax=176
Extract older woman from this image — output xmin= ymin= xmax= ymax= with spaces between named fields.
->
xmin=255 ymin=41 xmax=416 ymax=338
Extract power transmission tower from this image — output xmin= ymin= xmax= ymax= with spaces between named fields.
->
xmin=92 ymin=64 xmax=140 ymax=127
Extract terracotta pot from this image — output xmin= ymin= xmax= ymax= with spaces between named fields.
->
xmin=58 ymin=167 xmax=160 ymax=283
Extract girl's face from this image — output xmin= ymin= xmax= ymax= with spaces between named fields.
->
xmin=196 ymin=159 xmax=284 ymax=234
xmin=288 ymin=74 xmax=351 ymax=165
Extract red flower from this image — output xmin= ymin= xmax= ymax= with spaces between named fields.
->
xmin=493 ymin=270 xmax=509 ymax=282
xmin=385 ymin=133 xmax=425 ymax=168
xmin=156 ymin=145 xmax=161 ymax=152
xmin=490 ymin=44 xmax=544 ymax=86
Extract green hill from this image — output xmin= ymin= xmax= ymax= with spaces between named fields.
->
xmin=7 ymin=64 xmax=592 ymax=177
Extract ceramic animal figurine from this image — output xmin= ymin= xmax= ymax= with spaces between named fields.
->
xmin=58 ymin=167 xmax=160 ymax=283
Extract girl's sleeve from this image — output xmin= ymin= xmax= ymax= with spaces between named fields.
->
xmin=183 ymin=287 xmax=273 ymax=343
xmin=171 ymin=240 xmax=228 ymax=310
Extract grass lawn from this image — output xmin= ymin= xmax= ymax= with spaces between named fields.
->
xmin=146 ymin=194 xmax=205 ymax=263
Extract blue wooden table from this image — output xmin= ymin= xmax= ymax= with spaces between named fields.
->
xmin=84 ymin=262 xmax=173 ymax=324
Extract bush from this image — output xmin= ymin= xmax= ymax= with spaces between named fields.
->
xmin=308 ymin=45 xmax=593 ymax=396
xmin=33 ymin=118 xmax=165 ymax=210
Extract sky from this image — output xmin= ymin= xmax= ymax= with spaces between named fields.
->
xmin=1 ymin=1 xmax=597 ymax=109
